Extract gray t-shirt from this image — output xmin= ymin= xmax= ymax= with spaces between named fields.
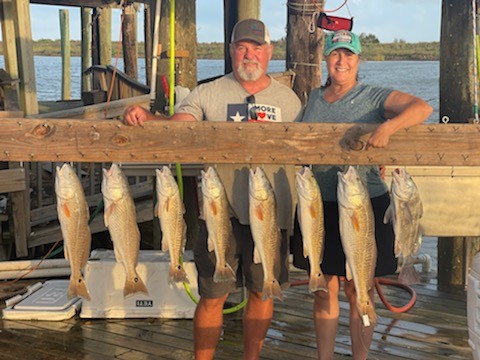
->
xmin=176 ymin=73 xmax=302 ymax=233
xmin=298 ymin=83 xmax=393 ymax=201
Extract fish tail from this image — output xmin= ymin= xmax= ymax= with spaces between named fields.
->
xmin=68 ymin=276 xmax=91 ymax=301
xmin=358 ymin=301 xmax=377 ymax=327
xmin=308 ymin=272 xmax=328 ymax=293
xmin=124 ymin=273 xmax=149 ymax=298
xmin=169 ymin=264 xmax=190 ymax=284
xmin=213 ymin=262 xmax=236 ymax=283
xmin=398 ymin=264 xmax=420 ymax=285
xmin=262 ymin=279 xmax=284 ymax=301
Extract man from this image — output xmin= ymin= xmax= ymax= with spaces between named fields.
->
xmin=124 ymin=19 xmax=302 ymax=360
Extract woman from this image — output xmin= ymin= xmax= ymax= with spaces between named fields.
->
xmin=293 ymin=30 xmax=432 ymax=360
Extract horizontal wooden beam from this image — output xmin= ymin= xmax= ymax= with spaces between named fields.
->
xmin=30 ymin=94 xmax=150 ymax=120
xmin=0 ymin=168 xmax=26 ymax=192
xmin=0 ymin=118 xmax=479 ymax=166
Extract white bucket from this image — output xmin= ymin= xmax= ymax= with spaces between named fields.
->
xmin=384 ymin=166 xmax=480 ymax=237
xmin=467 ymin=252 xmax=480 ymax=359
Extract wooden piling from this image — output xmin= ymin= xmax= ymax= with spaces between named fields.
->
xmin=60 ymin=9 xmax=71 ymax=101
xmin=144 ymin=2 xmax=153 ymax=86
xmin=154 ymin=0 xmax=197 ymax=111
xmin=286 ymin=0 xmax=323 ymax=105
xmin=438 ymin=0 xmax=480 ymax=290
xmin=122 ymin=4 xmax=138 ymax=80
xmin=11 ymin=0 xmax=38 ymax=115
xmin=81 ymin=7 xmax=93 ymax=93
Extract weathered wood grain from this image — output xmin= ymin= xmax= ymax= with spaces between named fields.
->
xmin=1 ymin=119 xmax=480 ymax=165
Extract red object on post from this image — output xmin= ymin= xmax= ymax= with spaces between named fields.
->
xmin=317 ymin=12 xmax=353 ymax=31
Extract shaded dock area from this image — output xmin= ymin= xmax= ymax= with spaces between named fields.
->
xmin=0 ymin=237 xmax=472 ymax=359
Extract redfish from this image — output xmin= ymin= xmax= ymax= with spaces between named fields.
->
xmin=295 ymin=166 xmax=327 ymax=293
xmin=249 ymin=167 xmax=283 ymax=301
xmin=337 ymin=166 xmax=377 ymax=326
xmin=155 ymin=166 xmax=189 ymax=284
xmin=201 ymin=167 xmax=236 ymax=283
xmin=102 ymin=163 xmax=148 ymax=297
xmin=55 ymin=163 xmax=91 ymax=300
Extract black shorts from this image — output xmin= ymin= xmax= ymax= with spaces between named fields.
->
xmin=194 ymin=218 xmax=290 ymax=298
xmin=292 ymin=193 xmax=397 ymax=277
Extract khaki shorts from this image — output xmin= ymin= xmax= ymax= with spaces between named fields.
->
xmin=194 ymin=218 xmax=290 ymax=298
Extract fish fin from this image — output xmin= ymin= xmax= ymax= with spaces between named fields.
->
xmin=207 ymin=235 xmax=215 ymax=252
xmin=253 ymin=246 xmax=262 ymax=264
xmin=394 ymin=241 xmax=401 ymax=258
xmin=63 ymin=240 xmax=70 ymax=260
xmin=345 ymin=263 xmax=353 ymax=281
xmin=358 ymin=300 xmax=377 ymax=327
xmin=103 ymin=203 xmax=115 ymax=228
xmin=169 ymin=264 xmax=189 ymax=284
xmin=262 ymin=279 xmax=283 ymax=301
xmin=213 ymin=262 xmax=236 ymax=283
xmin=309 ymin=272 xmax=328 ymax=293
xmin=164 ymin=197 xmax=170 ymax=212
xmin=154 ymin=202 xmax=159 ymax=218
xmin=209 ymin=200 xmax=218 ymax=216
xmin=254 ymin=205 xmax=263 ymax=221
xmin=68 ymin=276 xmax=91 ymax=301
xmin=398 ymin=264 xmax=420 ymax=285
xmin=303 ymin=244 xmax=308 ymax=258
xmin=60 ymin=203 xmax=71 ymax=219
xmin=124 ymin=273 xmax=149 ymax=298
xmin=383 ymin=205 xmax=392 ymax=224
xmin=309 ymin=204 xmax=317 ymax=218
xmin=351 ymin=212 xmax=360 ymax=231
xmin=161 ymin=236 xmax=169 ymax=252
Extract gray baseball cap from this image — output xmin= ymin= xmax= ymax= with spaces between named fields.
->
xmin=231 ymin=19 xmax=271 ymax=45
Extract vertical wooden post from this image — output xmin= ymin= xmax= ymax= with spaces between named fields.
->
xmin=224 ymin=0 xmax=260 ymax=75
xmin=438 ymin=0 xmax=480 ymax=290
xmin=237 ymin=0 xmax=260 ymax=19
xmin=98 ymin=7 xmax=112 ymax=66
xmin=155 ymin=0 xmax=197 ymax=109
xmin=60 ymin=9 xmax=71 ymax=101
xmin=0 ymin=1 xmax=29 ymax=258
xmin=144 ymin=2 xmax=153 ymax=86
xmin=223 ymin=0 xmax=238 ymax=75
xmin=122 ymin=4 xmax=138 ymax=80
xmin=286 ymin=0 xmax=322 ymax=105
xmin=0 ymin=0 xmax=19 ymax=86
xmin=12 ymin=0 xmax=38 ymax=115
xmin=81 ymin=7 xmax=92 ymax=93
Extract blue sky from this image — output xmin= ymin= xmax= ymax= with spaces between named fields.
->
xmin=21 ymin=0 xmax=441 ymax=43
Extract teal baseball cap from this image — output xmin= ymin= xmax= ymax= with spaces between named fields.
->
xmin=324 ymin=30 xmax=362 ymax=55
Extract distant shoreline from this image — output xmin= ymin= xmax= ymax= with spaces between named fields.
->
xmin=0 ymin=40 xmax=440 ymax=61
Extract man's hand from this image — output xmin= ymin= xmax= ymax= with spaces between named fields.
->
xmin=124 ymin=105 xmax=152 ymax=126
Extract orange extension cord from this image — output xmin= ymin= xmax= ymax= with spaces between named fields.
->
xmin=290 ymin=276 xmax=417 ymax=314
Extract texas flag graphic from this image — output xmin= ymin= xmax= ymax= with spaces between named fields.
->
xmin=227 ymin=103 xmax=282 ymax=122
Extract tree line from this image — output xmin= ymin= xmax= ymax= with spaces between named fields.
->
xmin=0 ymin=33 xmax=439 ymax=61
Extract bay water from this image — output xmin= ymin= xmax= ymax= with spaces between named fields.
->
xmin=0 ymin=56 xmax=439 ymax=123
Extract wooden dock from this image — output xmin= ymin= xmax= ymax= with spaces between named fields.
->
xmin=0 ymin=237 xmax=473 ymax=359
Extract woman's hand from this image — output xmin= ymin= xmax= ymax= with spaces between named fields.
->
xmin=367 ymin=121 xmax=394 ymax=148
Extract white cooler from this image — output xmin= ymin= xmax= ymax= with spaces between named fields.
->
xmin=468 ymin=252 xmax=480 ymax=359
xmin=80 ymin=249 xmax=198 ymax=319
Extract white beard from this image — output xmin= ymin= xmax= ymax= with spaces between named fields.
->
xmin=236 ymin=60 xmax=264 ymax=81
